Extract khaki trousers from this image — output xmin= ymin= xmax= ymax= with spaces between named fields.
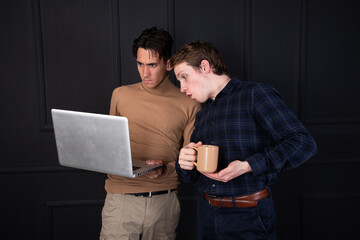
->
xmin=100 ymin=190 xmax=180 ymax=240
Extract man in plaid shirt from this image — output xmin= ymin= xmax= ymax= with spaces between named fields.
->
xmin=169 ymin=41 xmax=317 ymax=240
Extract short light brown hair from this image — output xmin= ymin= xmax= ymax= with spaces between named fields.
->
xmin=169 ymin=40 xmax=228 ymax=75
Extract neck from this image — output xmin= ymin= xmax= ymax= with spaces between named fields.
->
xmin=141 ymin=74 xmax=171 ymax=94
xmin=209 ymin=74 xmax=231 ymax=100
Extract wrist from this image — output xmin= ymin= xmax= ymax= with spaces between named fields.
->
xmin=243 ymin=161 xmax=252 ymax=173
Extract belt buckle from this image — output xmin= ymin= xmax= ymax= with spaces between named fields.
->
xmin=208 ymin=194 xmax=222 ymax=207
xmin=135 ymin=192 xmax=152 ymax=198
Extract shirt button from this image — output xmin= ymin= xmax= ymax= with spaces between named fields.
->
xmin=212 ymin=184 xmax=216 ymax=188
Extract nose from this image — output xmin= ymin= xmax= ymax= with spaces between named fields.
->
xmin=180 ymin=83 xmax=186 ymax=93
xmin=143 ymin=65 xmax=150 ymax=78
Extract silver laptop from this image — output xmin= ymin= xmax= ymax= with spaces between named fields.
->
xmin=51 ymin=109 xmax=162 ymax=178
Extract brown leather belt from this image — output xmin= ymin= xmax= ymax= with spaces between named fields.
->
xmin=203 ymin=188 xmax=269 ymax=208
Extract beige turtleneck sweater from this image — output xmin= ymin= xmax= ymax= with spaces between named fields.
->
xmin=105 ymin=77 xmax=201 ymax=193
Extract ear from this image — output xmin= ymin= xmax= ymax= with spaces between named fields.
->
xmin=166 ymin=59 xmax=172 ymax=71
xmin=200 ymin=60 xmax=211 ymax=73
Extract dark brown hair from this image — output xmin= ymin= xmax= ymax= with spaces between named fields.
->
xmin=132 ymin=27 xmax=173 ymax=63
xmin=169 ymin=40 xmax=228 ymax=75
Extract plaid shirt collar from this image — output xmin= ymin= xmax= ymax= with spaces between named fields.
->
xmin=206 ymin=77 xmax=241 ymax=104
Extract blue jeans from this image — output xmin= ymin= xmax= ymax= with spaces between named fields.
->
xmin=197 ymin=189 xmax=277 ymax=240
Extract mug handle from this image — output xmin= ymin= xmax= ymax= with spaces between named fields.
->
xmin=192 ymin=147 xmax=198 ymax=167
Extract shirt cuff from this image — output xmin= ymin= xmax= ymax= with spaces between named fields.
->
xmin=175 ymin=161 xmax=199 ymax=183
xmin=246 ymin=153 xmax=268 ymax=176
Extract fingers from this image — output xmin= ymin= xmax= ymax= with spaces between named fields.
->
xmin=145 ymin=160 xmax=165 ymax=179
xmin=202 ymin=171 xmax=232 ymax=183
xmin=202 ymin=161 xmax=249 ymax=183
xmin=145 ymin=168 xmax=163 ymax=179
xmin=178 ymin=142 xmax=202 ymax=170
xmin=178 ymin=151 xmax=195 ymax=170
xmin=145 ymin=170 xmax=161 ymax=179
xmin=188 ymin=141 xmax=203 ymax=148
xmin=202 ymin=172 xmax=220 ymax=180
xmin=146 ymin=159 xmax=163 ymax=165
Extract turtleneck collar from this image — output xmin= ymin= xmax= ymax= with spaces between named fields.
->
xmin=140 ymin=75 xmax=172 ymax=95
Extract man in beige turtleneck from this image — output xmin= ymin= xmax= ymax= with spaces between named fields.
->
xmin=100 ymin=27 xmax=201 ymax=240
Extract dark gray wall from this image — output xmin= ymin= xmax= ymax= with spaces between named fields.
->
xmin=1 ymin=0 xmax=359 ymax=239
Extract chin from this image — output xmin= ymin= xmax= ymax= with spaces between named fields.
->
xmin=198 ymin=98 xmax=208 ymax=103
xmin=143 ymin=81 xmax=153 ymax=87
xmin=147 ymin=84 xmax=157 ymax=89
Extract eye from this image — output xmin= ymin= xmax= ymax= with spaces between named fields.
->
xmin=151 ymin=64 xmax=157 ymax=68
xmin=137 ymin=62 xmax=144 ymax=67
xmin=182 ymin=74 xmax=187 ymax=79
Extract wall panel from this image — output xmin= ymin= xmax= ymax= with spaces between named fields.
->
xmin=47 ymin=200 xmax=104 ymax=240
xmin=0 ymin=170 xmax=106 ymax=240
xmin=304 ymin=0 xmax=360 ymax=124
xmin=1 ymin=0 xmax=360 ymax=239
xmin=37 ymin=0 xmax=118 ymax=128
xmin=118 ymin=0 xmax=172 ymax=86
xmin=252 ymin=0 xmax=302 ymax=112
xmin=174 ymin=0 xmax=245 ymax=80
xmin=1 ymin=0 xmax=48 ymax=167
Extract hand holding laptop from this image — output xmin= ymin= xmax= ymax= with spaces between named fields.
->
xmin=145 ymin=160 xmax=166 ymax=179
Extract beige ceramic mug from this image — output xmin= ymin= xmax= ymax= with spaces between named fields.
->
xmin=193 ymin=145 xmax=219 ymax=173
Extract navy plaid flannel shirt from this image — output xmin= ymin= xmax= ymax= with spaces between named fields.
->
xmin=175 ymin=77 xmax=317 ymax=196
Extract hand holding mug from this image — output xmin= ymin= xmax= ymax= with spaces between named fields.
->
xmin=178 ymin=142 xmax=202 ymax=170
xmin=192 ymin=145 xmax=219 ymax=173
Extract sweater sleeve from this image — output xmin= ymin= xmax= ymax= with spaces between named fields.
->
xmin=182 ymin=102 xmax=201 ymax=146
xmin=109 ymin=88 xmax=120 ymax=116
xmin=176 ymin=104 xmax=202 ymax=184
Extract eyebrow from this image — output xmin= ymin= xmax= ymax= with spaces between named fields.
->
xmin=137 ymin=61 xmax=157 ymax=66
xmin=176 ymin=71 xmax=184 ymax=79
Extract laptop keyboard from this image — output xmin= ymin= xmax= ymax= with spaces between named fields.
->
xmin=133 ymin=166 xmax=141 ymax=171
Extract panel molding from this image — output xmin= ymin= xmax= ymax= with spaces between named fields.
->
xmin=46 ymin=199 xmax=104 ymax=240
xmin=244 ymin=0 xmax=252 ymax=82
xmin=166 ymin=0 xmax=175 ymax=45
xmin=46 ymin=199 xmax=104 ymax=208
xmin=299 ymin=0 xmax=308 ymax=122
xmin=1 ymin=156 xmax=359 ymax=175
xmin=111 ymin=0 xmax=121 ymax=87
xmin=0 ymin=165 xmax=106 ymax=175
xmin=32 ymin=0 xmax=50 ymax=131
xmin=305 ymin=156 xmax=360 ymax=165
xmin=304 ymin=118 xmax=360 ymax=125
